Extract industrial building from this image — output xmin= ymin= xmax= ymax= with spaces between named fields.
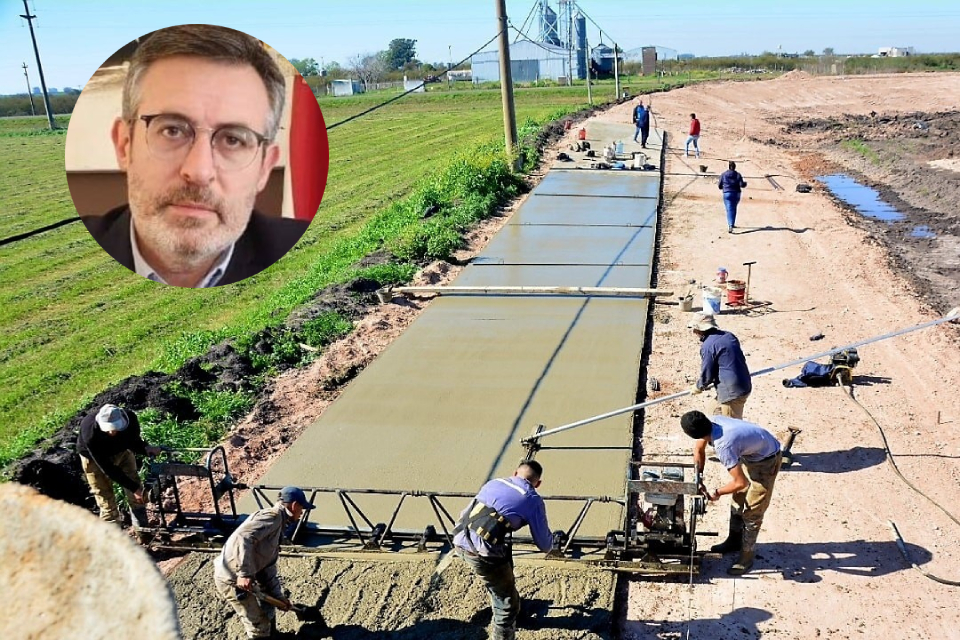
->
xmin=471 ymin=0 xmax=590 ymax=84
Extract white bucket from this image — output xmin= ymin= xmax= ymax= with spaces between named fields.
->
xmin=702 ymin=287 xmax=722 ymax=314
xmin=615 ymin=140 xmax=624 ymax=155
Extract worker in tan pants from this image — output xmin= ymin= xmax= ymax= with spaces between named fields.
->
xmin=681 ymin=410 xmax=782 ymax=575
xmin=688 ymin=314 xmax=752 ymax=419
xmin=76 ymin=404 xmax=160 ymax=531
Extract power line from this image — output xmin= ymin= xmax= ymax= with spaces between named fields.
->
xmin=326 ymin=30 xmax=503 ymax=131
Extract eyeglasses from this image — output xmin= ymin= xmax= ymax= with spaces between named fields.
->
xmin=137 ymin=114 xmax=271 ymax=171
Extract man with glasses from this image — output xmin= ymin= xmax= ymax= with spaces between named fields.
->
xmin=81 ymin=24 xmax=310 ymax=288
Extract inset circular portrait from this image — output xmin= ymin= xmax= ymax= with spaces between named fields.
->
xmin=65 ymin=24 xmax=328 ymax=288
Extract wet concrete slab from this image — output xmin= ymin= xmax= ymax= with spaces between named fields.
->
xmin=508 ymin=192 xmax=658 ymax=227
xmin=249 ymin=123 xmax=660 ymax=545
xmin=477 ymin=225 xmax=656 ymax=266
xmin=455 ymin=264 xmax=651 ymax=288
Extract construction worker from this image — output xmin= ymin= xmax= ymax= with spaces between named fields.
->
xmin=681 ymin=410 xmax=782 ymax=575
xmin=689 ymin=314 xmax=752 ymax=418
xmin=76 ymin=403 xmax=161 ymax=535
xmin=454 ymin=461 xmax=553 ymax=640
xmin=214 ymin=486 xmax=314 ymax=639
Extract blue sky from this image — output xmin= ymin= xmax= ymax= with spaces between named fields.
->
xmin=1 ymin=0 xmax=958 ymax=95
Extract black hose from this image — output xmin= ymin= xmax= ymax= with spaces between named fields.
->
xmin=838 ymin=382 xmax=959 ymax=586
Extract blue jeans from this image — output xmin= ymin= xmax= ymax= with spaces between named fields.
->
xmin=723 ymin=191 xmax=741 ymax=228
xmin=633 ymin=124 xmax=649 ymax=146
xmin=458 ymin=549 xmax=519 ymax=632
xmin=686 ymin=134 xmax=700 ymax=157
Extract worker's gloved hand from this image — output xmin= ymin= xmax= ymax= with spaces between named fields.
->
xmin=236 ymin=576 xmax=253 ymax=592
xmin=689 ymin=385 xmax=702 ymax=395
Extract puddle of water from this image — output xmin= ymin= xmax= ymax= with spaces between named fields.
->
xmin=817 ymin=173 xmax=905 ymax=222
xmin=911 ymin=225 xmax=937 ymax=239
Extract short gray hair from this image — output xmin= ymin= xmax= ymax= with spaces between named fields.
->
xmin=121 ymin=24 xmax=285 ymax=140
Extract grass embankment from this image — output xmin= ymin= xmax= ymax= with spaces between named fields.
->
xmin=4 ymin=82 xmax=668 ymax=467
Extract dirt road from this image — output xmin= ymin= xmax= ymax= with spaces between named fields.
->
xmin=605 ymin=72 xmax=960 ymax=639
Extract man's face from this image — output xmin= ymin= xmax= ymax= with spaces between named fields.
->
xmin=112 ymin=56 xmax=280 ymax=267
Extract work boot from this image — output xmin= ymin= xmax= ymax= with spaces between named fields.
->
xmin=710 ymin=508 xmax=743 ymax=554
xmin=729 ymin=528 xmax=758 ymax=575
xmin=491 ymin=625 xmax=516 ymax=640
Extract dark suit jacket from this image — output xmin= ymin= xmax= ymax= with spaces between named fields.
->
xmin=81 ymin=205 xmax=310 ymax=286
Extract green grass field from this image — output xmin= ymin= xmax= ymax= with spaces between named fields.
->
xmin=0 ymin=76 xmax=691 ymax=466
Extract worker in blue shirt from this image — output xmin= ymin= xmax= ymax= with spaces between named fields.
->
xmin=632 ymin=100 xmax=651 ymax=148
xmin=689 ymin=314 xmax=752 ymax=418
xmin=681 ymin=410 xmax=782 ymax=575
xmin=454 ymin=461 xmax=553 ymax=640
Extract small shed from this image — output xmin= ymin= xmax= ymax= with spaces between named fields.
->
xmin=331 ymin=79 xmax=363 ymax=97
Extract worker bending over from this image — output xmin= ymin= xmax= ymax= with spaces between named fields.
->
xmin=681 ymin=410 xmax=782 ymax=575
xmin=214 ymin=486 xmax=314 ymax=639
xmin=454 ymin=461 xmax=554 ymax=640
xmin=689 ymin=314 xmax=752 ymax=418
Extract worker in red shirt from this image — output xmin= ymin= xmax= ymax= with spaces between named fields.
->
xmin=686 ymin=113 xmax=701 ymax=158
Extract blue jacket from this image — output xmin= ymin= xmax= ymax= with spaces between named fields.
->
xmin=633 ymin=105 xmax=650 ymax=128
xmin=453 ymin=476 xmax=552 ymax=557
xmin=718 ymin=170 xmax=747 ymax=193
xmin=697 ymin=330 xmax=752 ymax=403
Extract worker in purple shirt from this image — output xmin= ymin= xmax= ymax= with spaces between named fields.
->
xmin=688 ymin=314 xmax=752 ymax=418
xmin=682 ymin=410 xmax=782 ymax=576
xmin=454 ymin=461 xmax=553 ymax=640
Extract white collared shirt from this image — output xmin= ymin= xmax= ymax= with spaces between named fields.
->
xmin=130 ymin=223 xmax=234 ymax=288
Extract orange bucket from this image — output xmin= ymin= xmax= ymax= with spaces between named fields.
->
xmin=726 ymin=280 xmax=746 ymax=305
xmin=578 ymin=127 xmax=587 ymax=140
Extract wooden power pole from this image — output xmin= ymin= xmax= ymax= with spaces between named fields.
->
xmin=22 ymin=62 xmax=37 ymax=116
xmin=495 ymin=0 xmax=518 ymax=160
xmin=20 ymin=0 xmax=56 ymax=129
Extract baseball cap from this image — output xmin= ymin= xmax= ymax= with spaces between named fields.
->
xmin=96 ymin=404 xmax=129 ymax=432
xmin=279 ymin=486 xmax=315 ymax=510
xmin=687 ymin=314 xmax=719 ymax=332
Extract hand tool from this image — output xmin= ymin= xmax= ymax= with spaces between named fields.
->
xmin=742 ymin=261 xmax=756 ymax=305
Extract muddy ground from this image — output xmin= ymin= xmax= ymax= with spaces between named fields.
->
xmin=775 ymin=109 xmax=960 ymax=315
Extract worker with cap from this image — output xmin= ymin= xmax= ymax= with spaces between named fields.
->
xmin=681 ymin=410 xmax=782 ymax=575
xmin=689 ymin=314 xmax=752 ymax=418
xmin=214 ymin=486 xmax=315 ymax=639
xmin=454 ymin=461 xmax=554 ymax=640
xmin=76 ymin=403 xmax=161 ymax=534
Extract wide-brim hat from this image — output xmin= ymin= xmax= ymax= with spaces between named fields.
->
xmin=96 ymin=404 xmax=128 ymax=432
xmin=687 ymin=314 xmax=719 ymax=332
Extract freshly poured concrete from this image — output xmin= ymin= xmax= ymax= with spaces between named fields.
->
xmin=251 ymin=125 xmax=662 ymax=542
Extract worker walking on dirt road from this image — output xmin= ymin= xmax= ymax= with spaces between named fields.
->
xmin=214 ymin=486 xmax=314 ymax=639
xmin=718 ymin=160 xmax=748 ymax=233
xmin=76 ymin=403 xmax=161 ymax=535
xmin=454 ymin=461 xmax=553 ymax=640
xmin=689 ymin=314 xmax=752 ymax=418
xmin=632 ymin=100 xmax=651 ymax=148
xmin=685 ymin=113 xmax=701 ymax=158
xmin=681 ymin=410 xmax=782 ymax=575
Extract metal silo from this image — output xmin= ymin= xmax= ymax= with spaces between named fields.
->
xmin=541 ymin=2 xmax=560 ymax=46
xmin=575 ymin=12 xmax=587 ymax=79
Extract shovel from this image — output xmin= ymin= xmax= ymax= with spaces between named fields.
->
xmin=250 ymin=586 xmax=326 ymax=623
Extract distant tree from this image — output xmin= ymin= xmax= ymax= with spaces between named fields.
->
xmin=823 ymin=47 xmax=835 ymax=56
xmin=803 ymin=49 xmax=815 ymax=57
xmin=290 ymin=57 xmax=320 ymax=76
xmin=348 ymin=51 xmax=389 ymax=88
xmin=385 ymin=38 xmax=418 ymax=70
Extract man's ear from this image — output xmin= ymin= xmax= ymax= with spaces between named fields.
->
xmin=534 ymin=479 xmax=541 ymax=489
xmin=111 ymin=118 xmax=131 ymax=170
xmin=256 ymin=143 xmax=281 ymax=192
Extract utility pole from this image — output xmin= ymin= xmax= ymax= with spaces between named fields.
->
xmin=20 ymin=0 xmax=56 ymax=130
xmin=584 ymin=36 xmax=592 ymax=104
xmin=22 ymin=62 xmax=37 ymax=116
xmin=495 ymin=0 xmax=518 ymax=161
xmin=613 ymin=43 xmax=621 ymax=99
xmin=448 ymin=44 xmax=452 ymax=91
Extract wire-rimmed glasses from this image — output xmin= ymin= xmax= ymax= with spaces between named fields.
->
xmin=138 ymin=114 xmax=270 ymax=171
